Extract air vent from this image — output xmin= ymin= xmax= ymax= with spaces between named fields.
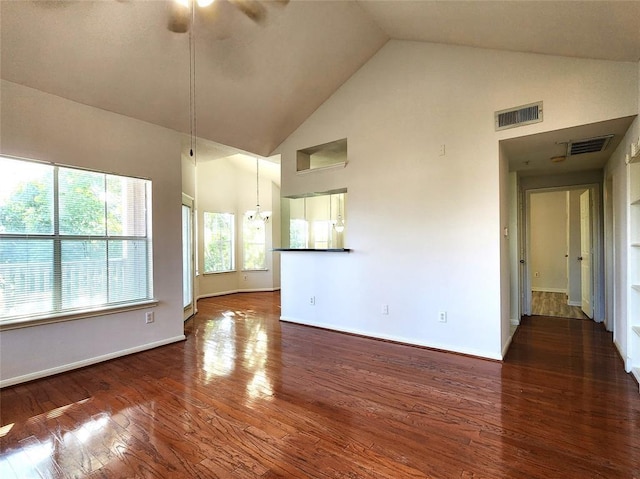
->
xmin=567 ymin=135 xmax=614 ymax=156
xmin=495 ymin=101 xmax=543 ymax=131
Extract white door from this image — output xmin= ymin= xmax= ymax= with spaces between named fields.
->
xmin=579 ymin=190 xmax=592 ymax=318
xmin=182 ymin=197 xmax=195 ymax=320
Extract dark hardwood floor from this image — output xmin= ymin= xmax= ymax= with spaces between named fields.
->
xmin=1 ymin=292 xmax=639 ymax=478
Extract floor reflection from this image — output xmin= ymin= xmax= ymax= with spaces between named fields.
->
xmin=0 ymin=398 xmax=133 ymax=479
xmin=201 ymin=316 xmax=236 ymax=380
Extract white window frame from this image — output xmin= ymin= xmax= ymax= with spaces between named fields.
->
xmin=0 ymin=155 xmax=154 ymax=330
xmin=203 ymin=212 xmax=235 ymax=274
xmin=242 ymin=216 xmax=267 ymax=271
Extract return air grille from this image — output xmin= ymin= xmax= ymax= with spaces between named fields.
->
xmin=567 ymin=135 xmax=614 ymax=156
xmin=495 ymin=101 xmax=543 ymax=131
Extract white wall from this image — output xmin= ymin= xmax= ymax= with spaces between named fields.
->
xmin=0 ymin=81 xmax=185 ymax=386
xmin=276 ymin=40 xmax=638 ymax=360
xmin=508 ymin=172 xmax=520 ymax=325
xmin=499 ymin=144 xmax=512 ymax=354
xmin=196 ymin=158 xmax=280 ymax=298
xmin=530 ymin=191 xmax=568 ymax=292
xmin=603 ymin=60 xmax=640 ymax=362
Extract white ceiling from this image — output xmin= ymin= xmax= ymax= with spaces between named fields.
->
xmin=501 ymin=116 xmax=636 ymax=177
xmin=2 ymin=0 xmax=639 ymax=169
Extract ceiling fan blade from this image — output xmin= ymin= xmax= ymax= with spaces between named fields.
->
xmin=167 ymin=1 xmax=191 ymax=33
xmin=229 ymin=0 xmax=267 ymax=23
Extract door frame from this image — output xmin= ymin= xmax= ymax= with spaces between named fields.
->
xmin=520 ymin=183 xmax=603 ymax=321
xmin=182 ymin=193 xmax=196 ymax=321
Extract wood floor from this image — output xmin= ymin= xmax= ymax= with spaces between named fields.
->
xmin=530 ymin=291 xmax=589 ymax=319
xmin=1 ymin=292 xmax=639 ymax=478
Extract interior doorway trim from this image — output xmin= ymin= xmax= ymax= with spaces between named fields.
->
xmin=520 ymin=183 xmax=603 ymax=322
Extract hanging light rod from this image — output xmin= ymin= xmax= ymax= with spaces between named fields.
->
xmin=176 ymin=0 xmax=215 ymax=8
xmin=247 ymin=157 xmax=271 ymax=225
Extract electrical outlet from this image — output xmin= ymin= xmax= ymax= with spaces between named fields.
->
xmin=145 ymin=312 xmax=154 ymax=324
xmin=382 ymin=304 xmax=389 ymax=315
xmin=535 ymin=271 xmax=540 ymax=277
xmin=310 ymin=296 xmax=315 ymax=305
xmin=438 ymin=311 xmax=447 ymax=323
xmin=243 ymin=274 xmax=248 ymax=281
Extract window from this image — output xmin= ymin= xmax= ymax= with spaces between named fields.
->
xmin=0 ymin=156 xmax=152 ymax=323
xmin=243 ymin=216 xmax=266 ymax=270
xmin=313 ymin=221 xmax=332 ymax=249
xmin=203 ymin=212 xmax=234 ymax=273
xmin=289 ymin=219 xmax=308 ymax=249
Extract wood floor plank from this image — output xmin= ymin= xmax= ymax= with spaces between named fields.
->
xmin=1 ymin=292 xmax=639 ymax=478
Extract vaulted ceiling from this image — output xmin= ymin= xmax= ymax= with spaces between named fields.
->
xmin=2 ymin=1 xmax=639 ymax=158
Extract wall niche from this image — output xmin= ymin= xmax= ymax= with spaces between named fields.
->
xmin=296 ymin=138 xmax=347 ymax=172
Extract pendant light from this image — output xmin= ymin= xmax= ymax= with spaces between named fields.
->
xmin=247 ymin=158 xmax=271 ymax=225
xmin=334 ymin=194 xmax=345 ymax=233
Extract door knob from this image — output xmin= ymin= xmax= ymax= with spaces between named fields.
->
xmin=578 ymin=256 xmax=583 ymax=261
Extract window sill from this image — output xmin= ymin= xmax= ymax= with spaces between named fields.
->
xmin=273 ymin=248 xmax=351 ymax=252
xmin=0 ymin=300 xmax=159 ymax=332
xmin=241 ymin=269 xmax=269 ymax=272
xmin=203 ymin=270 xmax=236 ymax=275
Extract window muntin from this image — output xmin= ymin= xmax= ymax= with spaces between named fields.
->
xmin=203 ymin=212 xmax=234 ymax=273
xmin=0 ymin=156 xmax=152 ymax=323
xmin=243 ymin=216 xmax=266 ymax=270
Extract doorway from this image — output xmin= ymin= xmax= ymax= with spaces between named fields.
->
xmin=182 ymin=193 xmax=195 ymax=321
xmin=523 ymin=184 xmax=601 ymax=321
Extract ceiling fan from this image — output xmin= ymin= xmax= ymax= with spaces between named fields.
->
xmin=168 ymin=0 xmax=288 ymax=33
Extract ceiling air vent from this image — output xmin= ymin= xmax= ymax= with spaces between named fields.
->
xmin=567 ymin=135 xmax=614 ymax=156
xmin=495 ymin=101 xmax=543 ymax=131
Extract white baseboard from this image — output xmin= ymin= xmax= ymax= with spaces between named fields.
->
xmin=567 ymin=300 xmax=581 ymax=307
xmin=502 ymin=333 xmax=514 ymax=359
xmin=531 ymin=287 xmax=567 ymax=293
xmin=510 ymin=318 xmax=520 ymax=326
xmin=197 ymin=287 xmax=280 ymax=301
xmin=280 ymin=316 xmax=502 ymax=361
xmin=0 ymin=335 xmax=186 ymax=388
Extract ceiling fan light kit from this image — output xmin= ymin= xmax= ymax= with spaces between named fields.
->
xmin=168 ymin=0 xmax=279 ymax=33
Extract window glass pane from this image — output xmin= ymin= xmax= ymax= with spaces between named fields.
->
xmin=204 ymin=212 xmax=234 ymax=273
xmin=313 ymin=220 xmax=330 ymax=249
xmin=182 ymin=205 xmax=192 ymax=308
xmin=107 ymin=175 xmax=147 ymax=237
xmin=0 ymin=156 xmax=153 ymax=323
xmin=59 ymin=169 xmax=106 ymax=236
xmin=0 ymin=239 xmax=53 ymax=317
xmin=289 ymin=219 xmax=308 ymax=249
xmin=108 ymin=240 xmax=149 ymax=303
xmin=243 ymin=217 xmax=266 ymax=270
xmin=0 ymin=158 xmax=53 ymax=235
xmin=61 ymin=240 xmax=107 ymax=309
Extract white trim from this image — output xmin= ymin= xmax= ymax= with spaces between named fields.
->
xmin=502 ymin=332 xmax=514 ymax=359
xmin=613 ymin=339 xmax=629 ymax=371
xmin=568 ymin=300 xmax=582 ymax=307
xmin=279 ymin=316 xmax=502 ymax=361
xmin=510 ymin=318 xmax=520 ymax=326
xmin=0 ymin=300 xmax=159 ymax=332
xmin=531 ymin=287 xmax=567 ymax=293
xmin=0 ymin=335 xmax=186 ymax=388
xmin=197 ymin=287 xmax=280 ymax=301
xmin=296 ymin=162 xmax=346 ymax=175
